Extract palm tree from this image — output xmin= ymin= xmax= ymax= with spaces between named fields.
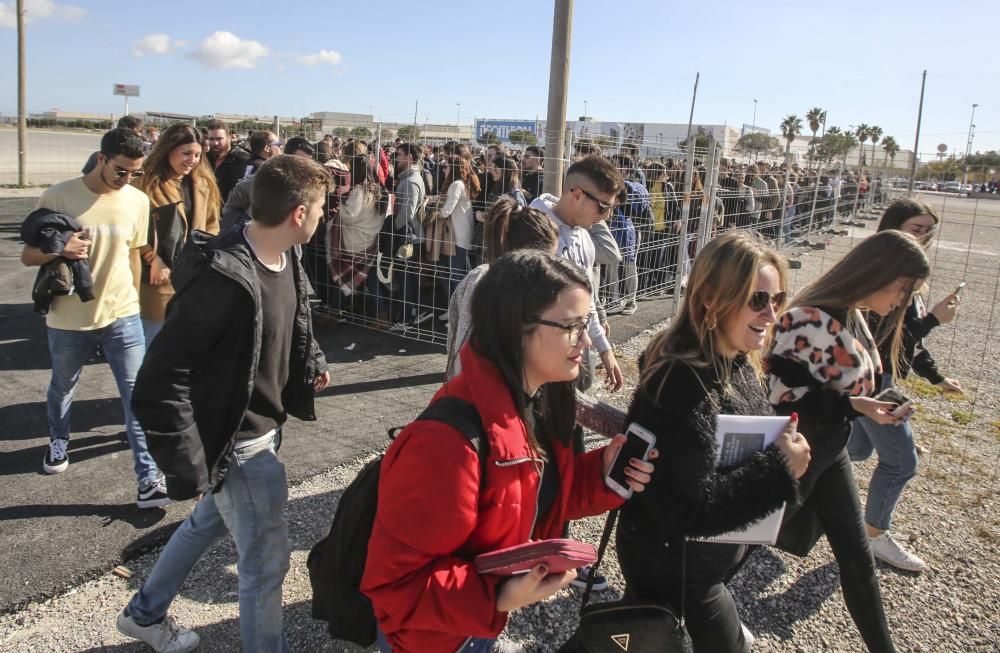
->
xmin=867 ymin=125 xmax=883 ymax=172
xmin=853 ymin=124 xmax=870 ymax=167
xmin=805 ymin=107 xmax=826 ymax=168
xmin=780 ymin=114 xmax=803 ymax=163
xmin=882 ymin=136 xmax=900 ymax=168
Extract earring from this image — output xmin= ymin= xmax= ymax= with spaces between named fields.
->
xmin=706 ymin=313 xmax=718 ymax=331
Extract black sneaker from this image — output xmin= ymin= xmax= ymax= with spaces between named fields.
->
xmin=43 ymin=438 xmax=69 ymax=474
xmin=412 ymin=310 xmax=434 ymax=326
xmin=137 ymin=479 xmax=173 ymax=509
xmin=571 ymin=565 xmax=609 ymax=591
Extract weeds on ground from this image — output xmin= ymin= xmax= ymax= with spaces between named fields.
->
xmin=951 ymin=410 xmax=975 ymax=426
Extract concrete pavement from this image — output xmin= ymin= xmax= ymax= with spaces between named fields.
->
xmin=0 ymin=195 xmax=671 ymax=613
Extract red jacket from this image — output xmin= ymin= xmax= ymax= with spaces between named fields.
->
xmin=361 ymin=345 xmax=624 ymax=653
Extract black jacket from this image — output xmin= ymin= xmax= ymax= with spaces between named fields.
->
xmin=619 ymin=356 xmax=797 ymax=548
xmin=20 ymin=208 xmax=95 ymax=313
xmin=131 ymin=225 xmax=328 ymax=500
xmin=870 ymin=298 xmax=944 ymax=385
xmin=212 ymin=147 xmax=253 ymax=203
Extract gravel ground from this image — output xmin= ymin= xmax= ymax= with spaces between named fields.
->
xmin=2 ymin=196 xmax=998 ymax=652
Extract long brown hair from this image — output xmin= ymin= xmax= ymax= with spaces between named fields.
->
xmin=445 ymin=155 xmax=481 ymax=200
xmin=877 ymin=197 xmax=939 ymax=247
xmin=483 ymin=197 xmax=558 ymax=263
xmin=790 ymin=230 xmax=931 ymax=375
xmin=139 ymin=123 xmax=221 ymax=217
xmin=640 ymin=230 xmax=788 ymax=392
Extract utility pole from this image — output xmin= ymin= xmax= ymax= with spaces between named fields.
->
xmin=962 ymin=103 xmax=978 ymax=186
xmin=17 ymin=0 xmax=28 ymax=188
xmin=543 ymin=0 xmax=573 ymax=196
xmin=673 ymin=72 xmax=700 ymax=317
xmin=908 ymin=71 xmax=926 ymax=194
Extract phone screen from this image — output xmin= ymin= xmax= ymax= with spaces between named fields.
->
xmin=877 ymin=388 xmax=910 ymax=407
xmin=608 ymin=427 xmax=653 ymax=490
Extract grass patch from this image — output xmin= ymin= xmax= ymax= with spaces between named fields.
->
xmin=951 ymin=410 xmax=975 ymax=426
xmin=900 ymin=376 xmax=940 ymax=399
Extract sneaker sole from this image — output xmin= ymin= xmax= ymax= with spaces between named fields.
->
xmin=43 ymin=459 xmax=68 ymax=475
xmin=873 ymin=552 xmax=926 ymax=572
xmin=116 ymin=612 xmax=200 ymax=653
xmin=137 ymin=496 xmax=174 ymax=510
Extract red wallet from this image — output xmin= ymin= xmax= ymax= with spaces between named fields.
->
xmin=474 ymin=539 xmax=597 ymax=576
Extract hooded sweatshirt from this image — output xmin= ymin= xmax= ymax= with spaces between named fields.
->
xmin=529 ymin=194 xmax=611 ymax=354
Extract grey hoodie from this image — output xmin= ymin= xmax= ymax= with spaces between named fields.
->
xmin=530 ymin=194 xmax=611 ymax=354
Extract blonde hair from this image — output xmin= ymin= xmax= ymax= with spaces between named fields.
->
xmin=640 ymin=230 xmax=788 ymax=392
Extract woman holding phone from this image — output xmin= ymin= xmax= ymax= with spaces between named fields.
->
xmin=847 ymin=198 xmax=961 ymax=572
xmin=362 ymin=250 xmax=658 ymax=653
xmin=768 ymin=229 xmax=931 ymax=653
xmin=616 ymin=230 xmax=811 ymax=653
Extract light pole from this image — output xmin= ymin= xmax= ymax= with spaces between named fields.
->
xmin=751 ymin=99 xmax=758 ymax=133
xmin=963 ymin=103 xmax=978 ymax=185
xmin=583 ymin=99 xmax=587 ymax=121
xmin=456 ymin=103 xmax=461 ymax=126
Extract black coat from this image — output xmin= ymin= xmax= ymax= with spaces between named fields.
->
xmin=20 ymin=208 xmax=95 ymax=313
xmin=870 ymin=298 xmax=944 ymax=385
xmin=619 ymin=356 xmax=798 ymax=548
xmin=212 ymin=147 xmax=253 ymax=202
xmin=131 ymin=225 xmax=328 ymax=500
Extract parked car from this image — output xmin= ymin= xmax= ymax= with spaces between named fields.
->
xmin=917 ymin=181 xmax=938 ymax=191
xmin=942 ymin=181 xmax=962 ymax=193
xmin=962 ymin=184 xmax=973 ymax=193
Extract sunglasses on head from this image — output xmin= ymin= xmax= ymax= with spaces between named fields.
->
xmin=748 ymin=290 xmax=786 ymax=312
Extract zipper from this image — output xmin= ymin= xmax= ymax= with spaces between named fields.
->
xmin=493 ymin=457 xmax=544 ymax=539
xmin=453 ymin=636 xmax=473 ymax=653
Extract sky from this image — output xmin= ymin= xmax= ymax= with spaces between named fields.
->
xmin=2 ymin=0 xmax=999 ymax=156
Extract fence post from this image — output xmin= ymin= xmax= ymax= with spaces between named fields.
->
xmin=698 ymin=141 xmax=720 ymax=253
xmin=672 ymin=146 xmax=698 ymax=316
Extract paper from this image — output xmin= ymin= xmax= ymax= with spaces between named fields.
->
xmin=693 ymin=414 xmax=789 ymax=546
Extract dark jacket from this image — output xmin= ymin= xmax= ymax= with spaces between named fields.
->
xmin=870 ymin=297 xmax=944 ymax=385
xmin=620 ymin=357 xmax=797 ymax=548
xmin=132 ymin=225 xmax=328 ymax=500
xmin=20 ymin=208 xmax=95 ymax=313
xmin=212 ymin=147 xmax=253 ymax=202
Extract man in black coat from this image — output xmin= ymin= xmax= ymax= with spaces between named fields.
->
xmin=116 ymin=155 xmax=331 ymax=652
xmin=205 ymin=119 xmax=253 ymax=202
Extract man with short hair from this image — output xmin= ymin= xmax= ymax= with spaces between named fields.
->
xmin=387 ymin=142 xmax=429 ymax=328
xmin=246 ymin=130 xmax=282 ymax=176
xmin=205 ymin=119 xmax=252 ymax=202
xmin=283 ymin=137 xmax=315 ymax=159
xmin=220 ymin=131 xmax=282 ymax=230
xmin=116 ymin=155 xmax=331 ymax=653
xmin=81 ymin=115 xmax=144 ymax=174
xmin=22 ymin=128 xmax=167 ymax=507
xmin=521 ymin=145 xmax=544 ymax=201
xmin=529 ymin=154 xmax=624 ymax=392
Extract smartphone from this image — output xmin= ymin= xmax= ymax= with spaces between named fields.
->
xmin=955 ymin=282 xmax=966 ymax=296
xmin=604 ymin=422 xmax=656 ymax=499
xmin=874 ymin=387 xmax=914 ymax=418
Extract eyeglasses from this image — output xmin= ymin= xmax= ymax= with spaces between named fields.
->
xmin=528 ymin=317 xmax=588 ymax=347
xmin=107 ymin=164 xmax=143 ymax=179
xmin=269 ymin=141 xmax=283 ymax=148
xmin=748 ymin=290 xmax=786 ymax=312
xmin=572 ymin=187 xmax=615 ymax=214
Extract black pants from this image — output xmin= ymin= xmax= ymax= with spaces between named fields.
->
xmin=784 ymin=447 xmax=896 ymax=653
xmin=617 ymin=525 xmax=750 ymax=653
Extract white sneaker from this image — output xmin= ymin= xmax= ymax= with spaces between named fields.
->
xmin=869 ymin=532 xmax=926 ymax=572
xmin=741 ymin=621 xmax=755 ymax=649
xmin=117 ymin=609 xmax=199 ymax=652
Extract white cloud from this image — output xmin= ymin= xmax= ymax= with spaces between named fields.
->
xmin=191 ymin=31 xmax=268 ymax=70
xmin=295 ymin=49 xmax=343 ymax=67
xmin=0 ymin=0 xmax=86 ymax=28
xmin=131 ymin=33 xmax=183 ymax=57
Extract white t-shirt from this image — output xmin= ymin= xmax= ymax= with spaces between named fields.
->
xmin=36 ymin=178 xmax=149 ymax=331
xmin=440 ymin=180 xmax=474 ymax=250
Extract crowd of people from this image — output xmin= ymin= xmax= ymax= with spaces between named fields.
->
xmin=17 ymin=115 xmax=961 ymax=653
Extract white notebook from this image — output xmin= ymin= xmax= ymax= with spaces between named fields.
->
xmin=692 ymin=414 xmax=789 ymax=546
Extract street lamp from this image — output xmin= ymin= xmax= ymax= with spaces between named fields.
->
xmin=584 ymin=100 xmax=588 ymax=121
xmin=456 ymin=103 xmax=461 ymax=127
xmin=751 ymin=99 xmax=758 ymax=133
xmin=963 ymin=103 xmax=978 ymax=185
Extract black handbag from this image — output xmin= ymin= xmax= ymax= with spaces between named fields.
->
xmin=559 ymin=509 xmax=693 ymax=653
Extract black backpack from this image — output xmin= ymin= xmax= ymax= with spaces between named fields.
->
xmin=307 ymin=397 xmax=488 ymax=647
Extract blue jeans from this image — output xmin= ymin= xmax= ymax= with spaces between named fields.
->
xmin=46 ymin=314 xmax=158 ymax=487
xmin=141 ymin=318 xmax=163 ymax=350
xmin=436 ymin=246 xmax=468 ymax=309
xmin=375 ymin=627 xmax=494 ymax=653
xmin=127 ymin=432 xmax=291 ymax=652
xmin=848 ymin=415 xmax=918 ymax=531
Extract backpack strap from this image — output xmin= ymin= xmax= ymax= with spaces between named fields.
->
xmin=388 ymin=397 xmax=489 ymax=488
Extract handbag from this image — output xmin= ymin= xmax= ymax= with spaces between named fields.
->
xmin=558 ymin=509 xmax=693 ymax=653
xmin=474 ymin=539 xmax=597 ymax=577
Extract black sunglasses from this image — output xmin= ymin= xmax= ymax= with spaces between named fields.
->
xmin=748 ymin=290 xmax=786 ymax=312
xmin=572 ymin=186 xmax=615 ymax=214
xmin=105 ymin=161 xmax=144 ymax=179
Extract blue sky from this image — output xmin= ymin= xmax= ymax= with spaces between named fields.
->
xmin=2 ymin=0 xmax=999 ymax=155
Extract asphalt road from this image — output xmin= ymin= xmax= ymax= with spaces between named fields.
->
xmin=0 ymin=194 xmax=669 ymax=613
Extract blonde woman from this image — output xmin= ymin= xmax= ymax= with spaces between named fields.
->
xmin=136 ymin=123 xmax=221 ymax=344
xmin=617 ymin=230 xmax=811 ymax=652
xmin=768 ymin=230 xmax=931 ymax=653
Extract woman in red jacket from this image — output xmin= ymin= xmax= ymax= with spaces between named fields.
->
xmin=362 ymin=250 xmax=657 ymax=653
